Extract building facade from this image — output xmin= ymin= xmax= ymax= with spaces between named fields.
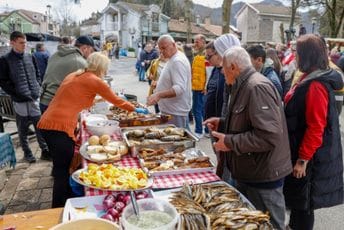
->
xmin=0 ymin=9 xmax=59 ymax=36
xmin=236 ymin=3 xmax=301 ymax=44
xmin=99 ymin=1 xmax=169 ymax=50
xmin=80 ymin=13 xmax=101 ymax=38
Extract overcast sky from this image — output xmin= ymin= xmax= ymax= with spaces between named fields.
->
xmin=1 ymin=0 xmax=273 ymax=21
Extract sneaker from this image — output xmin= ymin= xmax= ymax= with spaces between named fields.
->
xmin=24 ymin=155 xmax=36 ymax=163
xmin=40 ymin=150 xmax=52 ymax=161
xmin=194 ymin=133 xmax=204 ymax=139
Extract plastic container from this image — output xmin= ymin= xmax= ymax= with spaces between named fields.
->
xmin=86 ymin=120 xmax=120 ymax=136
xmin=121 ymin=198 xmax=178 ymax=230
xmin=50 ymin=218 xmax=119 ymax=230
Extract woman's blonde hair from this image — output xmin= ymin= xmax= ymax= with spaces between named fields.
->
xmin=86 ymin=52 xmax=110 ymax=77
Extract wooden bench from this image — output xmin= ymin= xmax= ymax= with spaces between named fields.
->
xmin=0 ymin=95 xmax=16 ymax=134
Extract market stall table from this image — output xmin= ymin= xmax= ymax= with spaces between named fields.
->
xmin=0 ymin=208 xmax=63 ymax=230
xmin=79 ymin=112 xmax=221 ymax=195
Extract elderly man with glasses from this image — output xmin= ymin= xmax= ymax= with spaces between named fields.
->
xmin=204 ymin=46 xmax=292 ymax=230
xmin=147 ymin=34 xmax=192 ymax=128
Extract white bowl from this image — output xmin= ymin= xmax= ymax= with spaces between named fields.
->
xmin=86 ymin=120 xmax=120 ymax=136
xmin=84 ymin=114 xmax=108 ymax=125
xmin=121 ymin=198 xmax=179 ymax=230
xmin=50 ymin=218 xmax=119 ymax=230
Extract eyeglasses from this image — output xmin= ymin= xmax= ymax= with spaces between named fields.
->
xmin=206 ymin=52 xmax=216 ymax=60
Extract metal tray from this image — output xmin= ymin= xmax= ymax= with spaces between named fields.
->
xmin=121 ymin=124 xmax=200 ymax=157
xmin=154 ymin=181 xmax=255 ymax=210
xmin=108 ymin=114 xmax=171 ymax=127
xmin=71 ymin=168 xmax=153 ymax=192
xmin=138 ymin=148 xmax=216 ymax=176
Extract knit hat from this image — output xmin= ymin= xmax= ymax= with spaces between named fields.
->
xmin=75 ymin=36 xmax=100 ymax=51
xmin=214 ymin=34 xmax=241 ymax=57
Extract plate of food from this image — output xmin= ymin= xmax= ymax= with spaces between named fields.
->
xmin=138 ymin=147 xmax=215 ymax=176
xmin=80 ymin=135 xmax=128 ymax=163
xmin=72 ymin=163 xmax=153 ymax=191
xmin=121 ymin=125 xmax=199 ymax=156
xmin=107 ymin=103 xmax=171 ymax=127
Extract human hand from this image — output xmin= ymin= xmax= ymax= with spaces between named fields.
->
xmin=203 ymin=117 xmax=220 ymax=132
xmin=293 ymin=159 xmax=308 ymax=178
xmin=135 ymin=108 xmax=149 ymax=114
xmin=212 ymin=131 xmax=230 ymax=152
xmin=147 ymin=93 xmax=160 ymax=106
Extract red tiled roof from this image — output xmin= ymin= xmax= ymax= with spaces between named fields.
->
xmin=168 ymin=19 xmax=216 ymax=37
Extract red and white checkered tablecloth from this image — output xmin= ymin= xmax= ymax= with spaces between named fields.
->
xmin=78 ymin=111 xmax=220 ymax=196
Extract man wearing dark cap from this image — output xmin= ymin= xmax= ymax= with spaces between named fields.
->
xmin=40 ymin=36 xmax=97 ymax=114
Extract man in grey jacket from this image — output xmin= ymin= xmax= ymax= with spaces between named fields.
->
xmin=40 ymin=36 xmax=97 ymax=113
xmin=204 ymin=47 xmax=292 ymax=230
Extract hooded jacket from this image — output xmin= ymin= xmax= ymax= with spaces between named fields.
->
xmin=40 ymin=45 xmax=87 ymax=106
xmin=284 ymin=69 xmax=344 ymax=211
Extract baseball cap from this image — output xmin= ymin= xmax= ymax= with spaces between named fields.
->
xmin=75 ymin=36 xmax=100 ymax=51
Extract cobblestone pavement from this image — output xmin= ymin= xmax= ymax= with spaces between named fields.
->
xmin=0 ymin=57 xmax=343 ymax=229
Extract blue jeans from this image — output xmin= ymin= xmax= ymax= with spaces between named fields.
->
xmin=139 ymin=66 xmax=146 ymax=81
xmin=192 ymin=91 xmax=205 ymax=134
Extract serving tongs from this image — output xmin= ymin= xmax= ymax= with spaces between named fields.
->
xmin=130 ymin=191 xmax=140 ymax=218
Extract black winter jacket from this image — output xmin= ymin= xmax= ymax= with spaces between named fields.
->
xmin=204 ymin=67 xmax=225 ymax=119
xmin=284 ymin=69 xmax=344 ymax=211
xmin=0 ymin=49 xmax=41 ymax=102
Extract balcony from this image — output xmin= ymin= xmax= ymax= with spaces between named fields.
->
xmin=152 ymin=22 xmax=159 ymax=32
xmin=106 ymin=22 xmax=119 ymax=31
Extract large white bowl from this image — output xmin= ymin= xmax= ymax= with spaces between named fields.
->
xmin=86 ymin=120 xmax=120 ymax=136
xmin=50 ymin=218 xmax=119 ymax=230
xmin=121 ymin=198 xmax=179 ymax=230
xmin=84 ymin=114 xmax=108 ymax=125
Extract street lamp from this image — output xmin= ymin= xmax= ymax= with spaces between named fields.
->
xmin=46 ymin=4 xmax=51 ymax=34
xmin=311 ymin=17 xmax=317 ymax=34
xmin=147 ymin=15 xmax=152 ymax=42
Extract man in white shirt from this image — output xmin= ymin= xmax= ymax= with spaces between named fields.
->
xmin=147 ymin=34 xmax=192 ymax=128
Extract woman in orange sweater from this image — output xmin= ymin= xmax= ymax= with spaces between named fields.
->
xmin=38 ymin=52 xmax=144 ymax=207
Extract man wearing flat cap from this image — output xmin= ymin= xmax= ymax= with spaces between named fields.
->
xmin=40 ymin=36 xmax=97 ymax=115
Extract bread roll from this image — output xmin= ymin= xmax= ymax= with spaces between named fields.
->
xmin=88 ymin=135 xmax=100 ymax=145
xmin=99 ymin=134 xmax=111 ymax=145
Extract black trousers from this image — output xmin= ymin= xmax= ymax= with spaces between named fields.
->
xmin=41 ymin=129 xmax=75 ymax=208
xmin=289 ymin=209 xmax=314 ymax=230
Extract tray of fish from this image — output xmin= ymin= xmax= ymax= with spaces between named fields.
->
xmin=137 ymin=147 xmax=215 ymax=176
xmin=107 ymin=102 xmax=171 ymax=127
xmin=121 ymin=124 xmax=199 ymax=157
xmin=169 ymin=182 xmax=273 ymax=230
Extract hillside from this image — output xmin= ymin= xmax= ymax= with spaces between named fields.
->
xmin=193 ymin=0 xmax=285 ymax=27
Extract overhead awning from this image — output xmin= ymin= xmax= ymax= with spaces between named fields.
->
xmin=25 ymin=33 xmax=60 ymax=42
